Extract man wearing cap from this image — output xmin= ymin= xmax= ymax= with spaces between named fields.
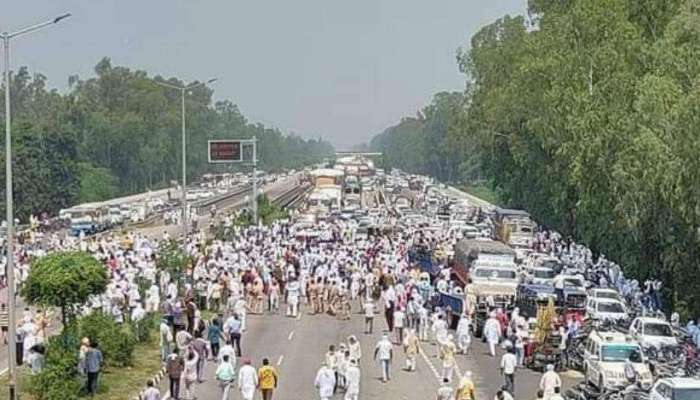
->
xmin=374 ymin=333 xmax=393 ymax=383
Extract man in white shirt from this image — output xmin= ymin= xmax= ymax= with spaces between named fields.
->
xmin=539 ymin=364 xmax=561 ymax=399
xmin=237 ymin=357 xmax=258 ymax=400
xmin=500 ymin=347 xmax=517 ymax=395
xmin=436 ymin=378 xmax=454 ymax=400
xmin=363 ymin=301 xmax=375 ymax=334
xmin=374 ymin=334 xmax=393 ymax=383
xmin=142 ymin=379 xmax=160 ymax=400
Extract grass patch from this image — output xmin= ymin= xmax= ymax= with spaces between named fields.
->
xmin=461 ymin=183 xmax=501 ymax=206
xmin=0 ymin=330 xmax=161 ymax=400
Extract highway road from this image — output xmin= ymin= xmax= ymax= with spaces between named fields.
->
xmin=158 ymin=306 xmax=580 ymax=400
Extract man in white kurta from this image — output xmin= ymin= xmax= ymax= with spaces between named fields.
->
xmin=314 ymin=363 xmax=336 ymax=400
xmin=483 ymin=312 xmax=502 ymax=357
xmin=237 ymin=358 xmax=258 ymax=400
xmin=344 ymin=359 xmax=361 ymax=400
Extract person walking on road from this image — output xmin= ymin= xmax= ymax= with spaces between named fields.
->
xmin=166 ymin=348 xmax=184 ymax=400
xmin=436 ymin=377 xmax=454 ymax=400
xmin=238 ymin=357 xmax=258 ymax=400
xmin=456 ymin=371 xmax=476 ymax=400
xmin=374 ymin=333 xmax=393 ymax=383
xmin=403 ymin=328 xmax=420 ymax=372
xmin=314 ymin=362 xmax=336 ymax=400
xmin=208 ymin=318 xmax=225 ymax=359
xmin=500 ymin=347 xmax=517 ymax=395
xmin=142 ymin=379 xmax=161 ymax=400
xmin=224 ymin=313 xmax=243 ymax=357
xmin=215 ymin=354 xmax=236 ymax=400
xmin=182 ymin=348 xmax=199 ymax=400
xmin=539 ymin=364 xmax=561 ymax=400
xmin=494 ymin=387 xmax=514 ymax=400
xmin=484 ymin=312 xmax=501 ymax=357
xmin=344 ymin=359 xmax=361 ymax=400
xmin=160 ymin=317 xmax=174 ymax=361
xmin=258 ymin=358 xmax=279 ymax=400
xmin=348 ymin=335 xmax=362 ymax=363
xmin=192 ymin=332 xmax=208 ymax=383
xmin=440 ymin=334 xmax=457 ymax=383
xmin=85 ymin=341 xmax=103 ymax=396
xmin=363 ymin=300 xmax=375 ymax=334
xmin=218 ymin=339 xmax=237 ymax=367
xmin=456 ymin=314 xmax=472 ymax=354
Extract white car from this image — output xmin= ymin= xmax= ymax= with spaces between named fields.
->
xmin=584 ymin=330 xmax=652 ymax=390
xmin=629 ymin=317 xmax=677 ymax=349
xmin=589 ymin=288 xmax=625 ymax=304
xmin=650 ymin=377 xmax=700 ymax=400
xmin=586 ymin=298 xmax=627 ymax=321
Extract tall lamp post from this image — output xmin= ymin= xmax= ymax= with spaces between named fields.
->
xmin=154 ymin=78 xmax=217 ymax=243
xmin=1 ymin=13 xmax=72 ymax=400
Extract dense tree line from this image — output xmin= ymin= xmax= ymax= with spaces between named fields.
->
xmin=372 ymin=0 xmax=700 ymax=317
xmin=0 ymin=58 xmax=335 ymax=220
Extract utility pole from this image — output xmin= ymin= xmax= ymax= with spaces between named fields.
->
xmin=154 ymin=78 xmax=217 ymax=243
xmin=2 ymin=14 xmax=71 ymax=399
xmin=252 ymin=136 xmax=258 ymax=225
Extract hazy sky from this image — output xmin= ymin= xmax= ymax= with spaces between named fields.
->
xmin=3 ymin=1 xmax=526 ymax=148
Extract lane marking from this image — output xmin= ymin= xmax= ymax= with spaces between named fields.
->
xmin=277 ymin=355 xmax=284 ymax=366
xmin=296 ymin=312 xmax=302 ymax=320
xmin=419 ymin=347 xmax=441 ymax=381
xmin=288 ymin=331 xmax=295 ymax=341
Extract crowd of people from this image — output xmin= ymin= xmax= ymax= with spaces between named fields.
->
xmin=2 ymin=178 xmax=699 ymax=400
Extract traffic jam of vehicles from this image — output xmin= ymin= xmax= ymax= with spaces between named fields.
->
xmin=299 ymin=164 xmax=700 ymax=400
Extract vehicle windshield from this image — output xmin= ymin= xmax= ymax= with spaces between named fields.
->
xmin=533 ymin=269 xmax=555 ymax=279
xmin=564 ymin=278 xmax=583 ymax=287
xmin=540 ymin=260 xmax=559 ymax=270
xmin=596 ymin=291 xmax=621 ymax=301
xmin=601 ymin=345 xmax=640 ymax=362
xmin=598 ymin=302 xmax=624 ymax=313
xmin=474 ymin=269 xmax=517 ymax=279
xmin=644 ymin=323 xmax=673 ymax=337
xmin=674 ymin=388 xmax=700 ymax=400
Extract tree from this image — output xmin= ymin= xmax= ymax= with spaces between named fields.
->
xmin=22 ymin=252 xmax=108 ymax=325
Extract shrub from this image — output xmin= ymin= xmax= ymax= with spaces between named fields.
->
xmin=77 ymin=312 xmax=137 ymax=367
xmin=29 ymin=331 xmax=82 ymax=400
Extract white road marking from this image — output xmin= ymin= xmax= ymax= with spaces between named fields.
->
xmin=288 ymin=330 xmax=295 ymax=341
xmin=296 ymin=312 xmax=302 ymax=320
xmin=277 ymin=355 xmax=284 ymax=366
xmin=0 ymin=367 xmax=7 ymax=376
xmin=418 ymin=347 xmax=441 ymax=381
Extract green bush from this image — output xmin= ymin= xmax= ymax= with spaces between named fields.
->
xmin=131 ymin=313 xmax=160 ymax=343
xmin=29 ymin=332 xmax=82 ymax=400
xmin=77 ymin=312 xmax=137 ymax=367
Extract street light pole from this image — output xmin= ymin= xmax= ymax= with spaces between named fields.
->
xmin=181 ymin=88 xmax=187 ymax=242
xmin=154 ymin=78 xmax=216 ymax=244
xmin=2 ymin=13 xmax=71 ymax=400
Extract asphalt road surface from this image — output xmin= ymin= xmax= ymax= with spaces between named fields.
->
xmin=159 ymin=305 xmax=580 ymax=400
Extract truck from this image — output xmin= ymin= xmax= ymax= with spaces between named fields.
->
xmin=60 ymin=204 xmax=110 ymax=236
xmin=452 ymin=239 xmax=516 ymax=286
xmin=494 ymin=208 xmax=536 ymax=248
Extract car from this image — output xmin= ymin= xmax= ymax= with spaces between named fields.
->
xmin=650 ymin=377 xmax=700 ymax=400
xmin=586 ymin=298 xmax=627 ymax=321
xmin=584 ymin=330 xmax=653 ymax=390
xmin=629 ymin=317 xmax=677 ymax=349
xmin=589 ymin=288 xmax=625 ymax=304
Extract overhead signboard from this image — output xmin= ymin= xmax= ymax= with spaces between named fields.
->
xmin=208 ymin=140 xmax=242 ymax=163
